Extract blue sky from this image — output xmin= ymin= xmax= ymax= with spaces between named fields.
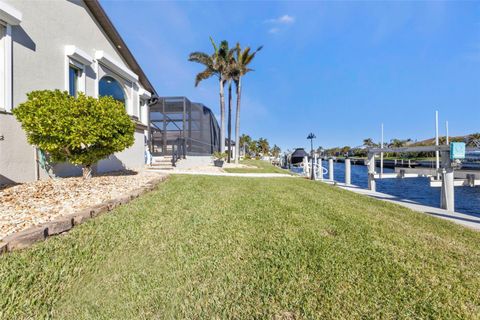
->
xmin=101 ymin=0 xmax=480 ymax=151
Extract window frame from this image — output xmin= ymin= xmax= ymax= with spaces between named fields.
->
xmin=95 ymin=51 xmax=139 ymax=117
xmin=65 ymin=57 xmax=86 ymax=95
xmin=98 ymin=74 xmax=127 ymax=107
xmin=68 ymin=64 xmax=81 ymax=97
xmin=0 ymin=21 xmax=12 ymax=112
xmin=0 ymin=2 xmax=21 ymax=112
xmin=64 ymin=46 xmax=92 ymax=96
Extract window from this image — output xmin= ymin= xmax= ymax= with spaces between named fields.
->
xmin=65 ymin=46 xmax=92 ymax=96
xmin=99 ymin=76 xmax=125 ymax=105
xmin=68 ymin=65 xmax=79 ymax=97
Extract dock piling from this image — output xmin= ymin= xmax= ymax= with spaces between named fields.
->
xmin=345 ymin=158 xmax=351 ymax=185
xmin=368 ymin=153 xmax=376 ymax=192
xmin=303 ymin=156 xmax=309 ymax=177
xmin=328 ymin=158 xmax=334 ymax=181
xmin=440 ymin=151 xmax=455 ymax=211
xmin=317 ymin=157 xmax=323 ymax=181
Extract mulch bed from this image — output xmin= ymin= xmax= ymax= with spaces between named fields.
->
xmin=0 ymin=171 xmax=166 ymax=240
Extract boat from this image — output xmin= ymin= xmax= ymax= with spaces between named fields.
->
xmin=461 ymin=151 xmax=480 ymax=169
xmin=291 ymin=148 xmax=309 ymax=165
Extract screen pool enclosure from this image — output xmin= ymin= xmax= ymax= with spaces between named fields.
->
xmin=149 ymin=97 xmax=221 ymax=156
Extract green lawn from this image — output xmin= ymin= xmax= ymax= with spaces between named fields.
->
xmin=224 ymin=159 xmax=288 ymax=174
xmin=1 ymin=175 xmax=479 ymax=319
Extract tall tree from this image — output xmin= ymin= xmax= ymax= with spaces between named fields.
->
xmin=239 ymin=134 xmax=252 ymax=157
xmin=232 ymin=43 xmax=263 ymax=164
xmin=248 ymin=140 xmax=258 ymax=157
xmin=389 ymin=139 xmax=405 ymax=148
xmin=271 ymin=144 xmax=281 ymax=158
xmin=223 ymin=43 xmax=236 ymax=163
xmin=362 ymin=138 xmax=376 ymax=147
xmin=189 ymin=37 xmax=230 ymax=154
xmin=257 ymin=138 xmax=270 ymax=156
xmin=467 ymin=133 xmax=480 ymax=147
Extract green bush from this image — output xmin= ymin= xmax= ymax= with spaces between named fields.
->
xmin=13 ymin=90 xmax=135 ymax=178
xmin=213 ymin=151 xmax=227 ymax=160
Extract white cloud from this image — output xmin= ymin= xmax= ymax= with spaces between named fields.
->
xmin=278 ymin=15 xmax=295 ymax=24
xmin=264 ymin=14 xmax=295 ymax=34
xmin=265 ymin=14 xmax=295 ymax=25
xmin=268 ymin=27 xmax=280 ymax=34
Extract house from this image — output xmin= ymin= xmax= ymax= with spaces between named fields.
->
xmin=224 ymin=138 xmax=236 ymax=160
xmin=0 ymin=0 xmax=156 ymax=184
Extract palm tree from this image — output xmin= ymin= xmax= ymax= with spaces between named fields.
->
xmin=239 ymin=134 xmax=252 ymax=157
xmin=362 ymin=138 xmax=376 ymax=147
xmin=248 ymin=140 xmax=258 ymax=157
xmin=223 ymin=44 xmax=236 ymax=163
xmin=271 ymin=144 xmax=281 ymax=158
xmin=189 ymin=37 xmax=230 ymax=154
xmin=257 ymin=137 xmax=270 ymax=156
xmin=467 ymin=133 xmax=480 ymax=147
xmin=232 ymin=43 xmax=263 ymax=164
xmin=389 ymin=138 xmax=406 ymax=148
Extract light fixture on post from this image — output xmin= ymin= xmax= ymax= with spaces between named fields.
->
xmin=307 ymin=133 xmax=316 ymax=180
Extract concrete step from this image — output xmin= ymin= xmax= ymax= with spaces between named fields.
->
xmin=150 ymin=163 xmax=173 ymax=167
xmin=147 ymin=166 xmax=174 ymax=171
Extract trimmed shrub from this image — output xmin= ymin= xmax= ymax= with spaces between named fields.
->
xmin=13 ymin=90 xmax=135 ymax=178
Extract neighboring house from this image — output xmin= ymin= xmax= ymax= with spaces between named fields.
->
xmin=149 ymin=96 xmax=221 ymax=157
xmin=0 ymin=0 xmax=157 ymax=184
xmin=224 ymin=139 xmax=236 ymax=160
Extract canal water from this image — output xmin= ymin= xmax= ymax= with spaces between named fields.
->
xmin=293 ymin=162 xmax=480 ymax=217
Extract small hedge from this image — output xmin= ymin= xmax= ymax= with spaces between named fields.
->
xmin=13 ymin=90 xmax=134 ymax=178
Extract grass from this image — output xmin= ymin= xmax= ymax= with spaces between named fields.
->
xmin=223 ymin=159 xmax=289 ymax=174
xmin=1 ymin=175 xmax=479 ymax=319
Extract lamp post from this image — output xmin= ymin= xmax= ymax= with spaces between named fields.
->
xmin=307 ymin=133 xmax=316 ymax=180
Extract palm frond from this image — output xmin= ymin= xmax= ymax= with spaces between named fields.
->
xmin=209 ymin=36 xmax=218 ymax=55
xmin=240 ymin=47 xmax=251 ymax=64
xmin=195 ymin=68 xmax=214 ymax=87
xmin=188 ymin=52 xmax=213 ymax=66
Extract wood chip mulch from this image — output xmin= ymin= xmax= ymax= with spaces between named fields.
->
xmin=0 ymin=171 xmax=166 ymax=239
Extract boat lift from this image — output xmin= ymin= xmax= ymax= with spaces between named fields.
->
xmin=367 ymin=145 xmax=480 ymax=212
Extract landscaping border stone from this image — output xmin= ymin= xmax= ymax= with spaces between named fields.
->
xmin=69 ymin=208 xmax=93 ymax=226
xmin=0 ymin=174 xmax=168 ymax=255
xmin=4 ymin=226 xmax=48 ymax=252
xmin=46 ymin=217 xmax=73 ymax=236
xmin=0 ymin=242 xmax=7 ymax=254
xmin=91 ymin=203 xmax=110 ymax=217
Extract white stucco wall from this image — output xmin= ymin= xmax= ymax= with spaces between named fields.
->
xmin=5 ymin=0 xmax=133 ymax=105
xmin=0 ymin=0 xmax=151 ymax=184
xmin=0 ymin=113 xmax=36 ymax=184
xmin=97 ymin=129 xmax=145 ymax=173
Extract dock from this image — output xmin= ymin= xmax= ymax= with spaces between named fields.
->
xmin=324 ymin=180 xmax=480 ymax=231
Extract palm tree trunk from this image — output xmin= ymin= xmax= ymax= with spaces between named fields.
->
xmin=234 ymin=77 xmax=242 ymax=164
xmin=219 ymin=78 xmax=225 ymax=153
xmin=227 ymin=80 xmax=232 ymax=163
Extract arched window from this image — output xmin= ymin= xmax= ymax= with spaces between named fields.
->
xmin=99 ymin=76 xmax=125 ymax=105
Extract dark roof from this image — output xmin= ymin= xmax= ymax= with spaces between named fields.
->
xmin=291 ymin=148 xmax=308 ymax=158
xmin=84 ymin=0 xmax=157 ymax=95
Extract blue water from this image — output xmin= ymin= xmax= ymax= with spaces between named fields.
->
xmin=293 ymin=163 xmax=480 ymax=217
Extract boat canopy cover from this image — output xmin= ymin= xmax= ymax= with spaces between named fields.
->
xmin=291 ymin=148 xmax=309 ymax=158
